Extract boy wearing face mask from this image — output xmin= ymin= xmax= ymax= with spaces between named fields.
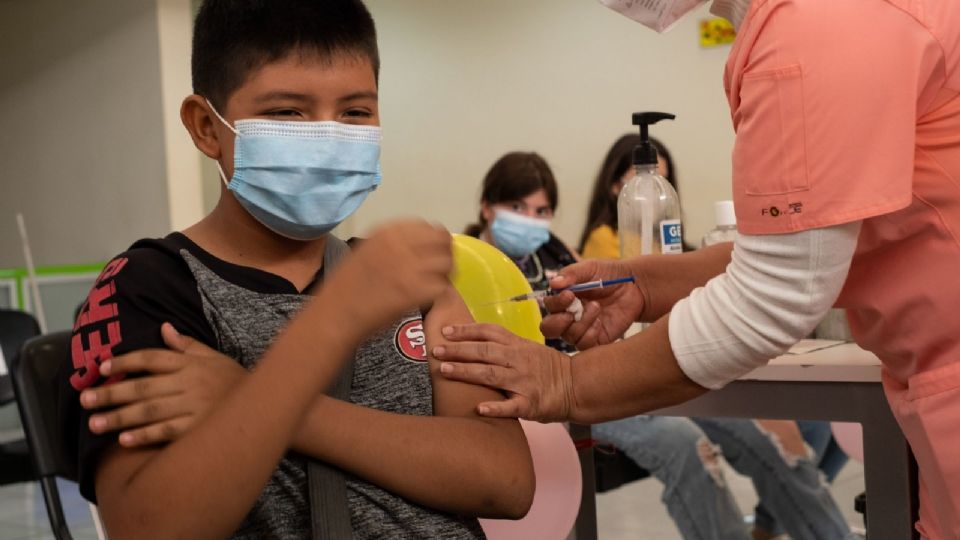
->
xmin=59 ymin=1 xmax=534 ymax=538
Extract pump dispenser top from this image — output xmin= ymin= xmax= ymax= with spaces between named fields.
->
xmin=618 ymin=111 xmax=683 ymax=259
xmin=632 ymin=112 xmax=676 ymax=166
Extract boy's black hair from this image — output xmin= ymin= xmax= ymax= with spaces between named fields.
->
xmin=192 ymin=0 xmax=380 ymax=110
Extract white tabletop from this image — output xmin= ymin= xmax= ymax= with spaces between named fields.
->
xmin=741 ymin=341 xmax=882 ymax=383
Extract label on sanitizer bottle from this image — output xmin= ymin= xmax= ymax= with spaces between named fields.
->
xmin=660 ymin=219 xmax=683 ymax=255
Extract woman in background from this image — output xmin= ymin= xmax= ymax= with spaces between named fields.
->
xmin=580 ymin=134 xmax=699 ymax=257
xmin=464 ymin=151 xmax=579 ymax=353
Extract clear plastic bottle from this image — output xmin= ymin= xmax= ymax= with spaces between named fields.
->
xmin=702 ymin=200 xmax=737 ymax=247
xmin=618 ymin=112 xmax=683 ymax=258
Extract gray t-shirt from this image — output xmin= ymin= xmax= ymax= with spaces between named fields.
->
xmin=64 ymin=233 xmax=485 ymax=539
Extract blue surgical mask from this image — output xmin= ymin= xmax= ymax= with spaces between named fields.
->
xmin=208 ymin=100 xmax=381 ymax=241
xmin=490 ymin=210 xmax=551 ymax=258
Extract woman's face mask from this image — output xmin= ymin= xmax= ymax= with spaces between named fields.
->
xmin=208 ymin=100 xmax=381 ymax=241
xmin=597 ymin=0 xmax=709 ymax=33
xmin=490 ymin=209 xmax=552 ymax=258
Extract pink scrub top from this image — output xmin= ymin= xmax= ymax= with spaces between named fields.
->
xmin=725 ymin=0 xmax=960 ymax=537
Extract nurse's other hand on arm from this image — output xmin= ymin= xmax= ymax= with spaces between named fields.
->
xmin=436 ymin=317 xmax=708 ymax=423
xmin=435 ymin=323 xmax=577 ymax=422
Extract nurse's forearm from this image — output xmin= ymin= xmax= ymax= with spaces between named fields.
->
xmin=669 ymin=223 xmax=860 ymax=389
xmin=569 ymin=315 xmax=707 ymax=424
xmin=632 ymin=242 xmax=733 ymax=322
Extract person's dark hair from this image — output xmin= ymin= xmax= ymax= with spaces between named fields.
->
xmin=463 ymin=152 xmax=558 ymax=237
xmin=192 ymin=0 xmax=380 ymax=111
xmin=577 ymin=135 xmax=678 ymax=252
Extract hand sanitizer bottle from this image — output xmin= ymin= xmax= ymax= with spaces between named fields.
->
xmin=702 ymin=200 xmax=737 ymax=247
xmin=618 ymin=112 xmax=682 ymax=258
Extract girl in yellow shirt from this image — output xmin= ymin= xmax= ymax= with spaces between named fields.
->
xmin=579 ymin=134 xmax=683 ymax=258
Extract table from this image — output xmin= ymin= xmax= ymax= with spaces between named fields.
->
xmin=571 ymin=343 xmax=918 ymax=540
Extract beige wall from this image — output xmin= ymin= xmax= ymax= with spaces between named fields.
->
xmin=3 ymin=0 xmax=738 ymax=267
xmin=349 ymin=0 xmax=736 ymax=247
xmin=0 ymin=0 xmax=170 ymax=268
xmin=158 ymin=0 xmax=205 ymax=231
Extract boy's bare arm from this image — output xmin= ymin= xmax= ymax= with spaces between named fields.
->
xmin=290 ymin=285 xmax=535 ymax=519
xmin=92 ymin=222 xmax=453 ymax=539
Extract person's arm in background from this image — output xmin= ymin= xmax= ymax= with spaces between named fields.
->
xmin=92 ymin=222 xmax=453 ymax=540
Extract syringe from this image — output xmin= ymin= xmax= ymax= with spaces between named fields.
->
xmin=505 ymin=276 xmax=636 ymax=303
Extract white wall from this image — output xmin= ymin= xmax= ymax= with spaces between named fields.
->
xmin=2 ymin=0 xmax=738 ymax=268
xmin=353 ymin=0 xmax=736 ymax=248
xmin=158 ymin=0 xmax=205 ymax=231
xmin=0 ymin=0 xmax=171 ymax=268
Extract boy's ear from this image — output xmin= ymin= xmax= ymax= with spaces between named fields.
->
xmin=180 ymin=95 xmax=223 ymax=160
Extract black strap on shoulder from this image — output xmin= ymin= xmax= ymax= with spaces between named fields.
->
xmin=308 ymin=235 xmax=354 ymax=539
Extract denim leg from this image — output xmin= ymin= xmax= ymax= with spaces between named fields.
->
xmin=798 ymin=420 xmax=833 ymax=463
xmin=758 ymin=421 xmax=851 ymax=534
xmin=593 ymin=416 xmax=750 ymax=540
xmin=797 ymin=420 xmax=849 ymax=482
xmin=752 ymin=503 xmax=782 ymax=537
xmin=818 ymin=437 xmax=850 ymax=483
xmin=693 ymin=417 xmax=855 ymax=540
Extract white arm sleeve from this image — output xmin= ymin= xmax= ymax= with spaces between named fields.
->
xmin=668 ymin=221 xmax=861 ymax=390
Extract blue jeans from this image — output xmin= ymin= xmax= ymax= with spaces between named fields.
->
xmin=594 ymin=416 xmax=854 ymax=540
xmin=753 ymin=420 xmax=851 ymax=535
xmin=798 ymin=420 xmax=850 ymax=482
xmin=594 ymin=416 xmax=748 ymax=540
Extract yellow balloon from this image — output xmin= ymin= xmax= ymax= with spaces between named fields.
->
xmin=450 ymin=234 xmax=545 ymax=344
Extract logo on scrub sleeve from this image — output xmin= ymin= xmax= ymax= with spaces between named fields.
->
xmin=761 ymin=202 xmax=804 ymax=218
xmin=394 ymin=317 xmax=428 ymax=362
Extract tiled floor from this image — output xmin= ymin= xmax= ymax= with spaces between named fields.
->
xmin=0 ymin=457 xmax=865 ymax=539
xmin=0 ymin=479 xmax=100 ymax=540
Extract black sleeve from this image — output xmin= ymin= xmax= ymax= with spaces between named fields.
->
xmin=58 ymin=240 xmax=216 ymax=503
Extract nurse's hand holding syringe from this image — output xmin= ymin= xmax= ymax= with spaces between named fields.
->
xmin=489 ymin=276 xmax=636 ymax=325
xmin=538 ymin=246 xmax=735 ymax=351
xmin=502 ymin=277 xmax=636 ymax=303
xmin=537 ymin=259 xmax=648 ymax=350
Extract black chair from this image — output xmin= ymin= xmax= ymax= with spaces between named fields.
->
xmin=10 ymin=331 xmax=78 ymax=540
xmin=594 ymin=446 xmax=651 ymax=493
xmin=0 ymin=309 xmax=41 ymax=486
